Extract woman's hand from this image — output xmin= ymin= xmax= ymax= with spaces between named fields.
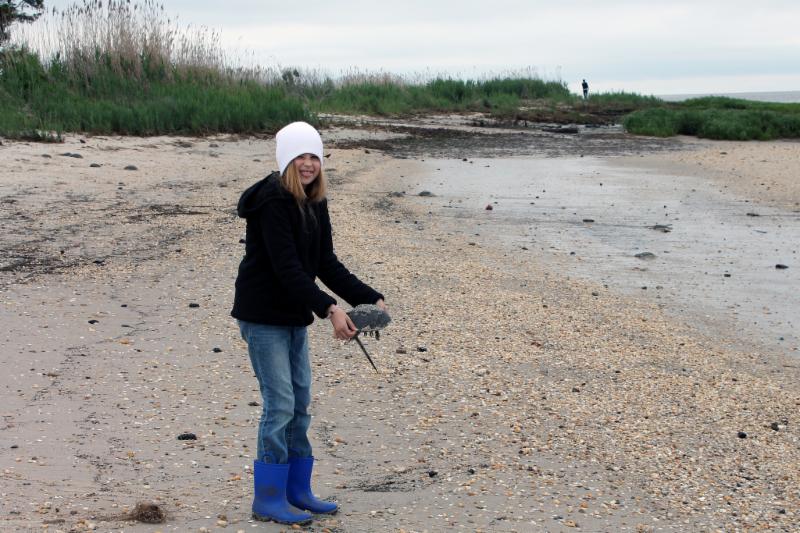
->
xmin=375 ymin=299 xmax=387 ymax=312
xmin=328 ymin=305 xmax=358 ymax=340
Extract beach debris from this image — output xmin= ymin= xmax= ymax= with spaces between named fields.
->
xmin=90 ymin=163 xmax=102 ymax=168
xmin=248 ymin=401 xmax=260 ymax=406
xmin=127 ymin=502 xmax=166 ymax=524
xmin=737 ymin=431 xmax=747 ymax=439
xmin=542 ymin=126 xmax=579 ymax=134
xmin=212 ymin=347 xmax=222 ymax=353
xmin=635 ymin=252 xmax=656 ymax=260
xmin=88 ymin=319 xmax=99 ymax=324
xmin=188 ymin=303 xmax=200 ymax=308
xmin=177 ymin=432 xmax=197 ymax=440
xmin=124 ymin=165 xmax=138 ymax=171
xmin=485 ymin=204 xmax=493 ymax=211
xmin=418 ymin=190 xmax=434 ymax=197
xmin=746 ymin=212 xmax=760 ymax=217
xmin=649 ymin=224 xmax=672 ymax=233
xmin=775 ymin=264 xmax=788 ymax=269
xmin=582 ymin=218 xmax=595 ymax=223
xmin=346 ymin=304 xmax=392 ymax=372
xmin=387 ymin=191 xmax=405 ymax=197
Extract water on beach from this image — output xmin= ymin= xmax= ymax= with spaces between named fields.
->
xmin=403 ymin=153 xmax=799 ymax=356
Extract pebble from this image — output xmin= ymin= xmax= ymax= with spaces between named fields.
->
xmin=4 ymin=128 xmax=799 ymax=533
xmin=124 ymin=165 xmax=138 ymax=171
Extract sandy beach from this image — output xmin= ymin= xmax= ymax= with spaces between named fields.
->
xmin=1 ymin=120 xmax=799 ymax=532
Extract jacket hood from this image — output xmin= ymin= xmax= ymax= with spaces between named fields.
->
xmin=237 ymin=171 xmax=289 ymax=218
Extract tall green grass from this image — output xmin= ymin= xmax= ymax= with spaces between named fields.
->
xmin=3 ymin=1 xmax=798 ymax=141
xmin=0 ymin=46 xmax=310 ymax=136
xmin=585 ymin=91 xmax=663 ymax=110
xmin=1 ymin=0 xmax=312 ymax=137
xmin=305 ymin=76 xmax=571 ymax=116
xmin=623 ymin=98 xmax=800 ymax=140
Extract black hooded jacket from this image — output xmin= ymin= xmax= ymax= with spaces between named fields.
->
xmin=231 ymin=172 xmax=383 ymax=326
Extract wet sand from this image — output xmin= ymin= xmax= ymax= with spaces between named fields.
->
xmin=1 ymin=124 xmax=799 ymax=532
xmin=397 ymin=148 xmax=799 ymax=357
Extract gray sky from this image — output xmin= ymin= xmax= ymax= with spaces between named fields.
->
xmin=43 ymin=0 xmax=800 ymax=95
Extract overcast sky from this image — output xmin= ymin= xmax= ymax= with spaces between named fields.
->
xmin=43 ymin=0 xmax=800 ymax=95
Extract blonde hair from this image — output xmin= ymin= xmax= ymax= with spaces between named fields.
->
xmin=280 ymin=161 xmax=327 ymax=206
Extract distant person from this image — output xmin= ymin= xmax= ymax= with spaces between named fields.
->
xmin=232 ymin=122 xmax=386 ymax=524
xmin=582 ymin=79 xmax=589 ymax=99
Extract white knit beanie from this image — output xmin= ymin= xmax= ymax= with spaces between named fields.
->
xmin=275 ymin=121 xmax=324 ymax=175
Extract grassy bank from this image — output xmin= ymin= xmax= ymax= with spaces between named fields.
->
xmin=2 ymin=1 xmax=798 ymax=141
xmin=309 ymin=76 xmax=573 ymax=116
xmin=0 ymin=47 xmax=311 ymax=138
xmin=623 ymin=97 xmax=800 ymax=140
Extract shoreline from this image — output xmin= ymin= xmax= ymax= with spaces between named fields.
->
xmin=1 ymin=127 xmax=799 ymax=532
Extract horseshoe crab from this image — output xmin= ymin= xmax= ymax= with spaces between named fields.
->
xmin=346 ymin=304 xmax=392 ymax=372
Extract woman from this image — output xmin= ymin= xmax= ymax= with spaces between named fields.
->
xmin=232 ymin=121 xmax=385 ymax=524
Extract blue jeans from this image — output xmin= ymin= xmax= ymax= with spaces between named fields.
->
xmin=238 ymin=320 xmax=313 ymax=464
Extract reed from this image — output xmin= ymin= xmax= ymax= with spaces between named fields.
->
xmin=1 ymin=0 xmax=310 ymax=137
xmin=624 ymin=103 xmax=800 ymax=140
xmin=3 ymin=1 xmax=797 ymax=141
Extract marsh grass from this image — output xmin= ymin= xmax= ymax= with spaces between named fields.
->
xmin=3 ymin=1 xmax=798 ymax=141
xmin=305 ymin=76 xmax=571 ymax=116
xmin=624 ymin=97 xmax=800 ymax=140
xmin=584 ymin=91 xmax=663 ymax=111
xmin=1 ymin=0 xmax=310 ymax=137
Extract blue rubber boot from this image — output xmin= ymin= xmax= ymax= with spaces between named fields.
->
xmin=252 ymin=460 xmax=313 ymax=524
xmin=287 ymin=456 xmax=339 ymax=514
